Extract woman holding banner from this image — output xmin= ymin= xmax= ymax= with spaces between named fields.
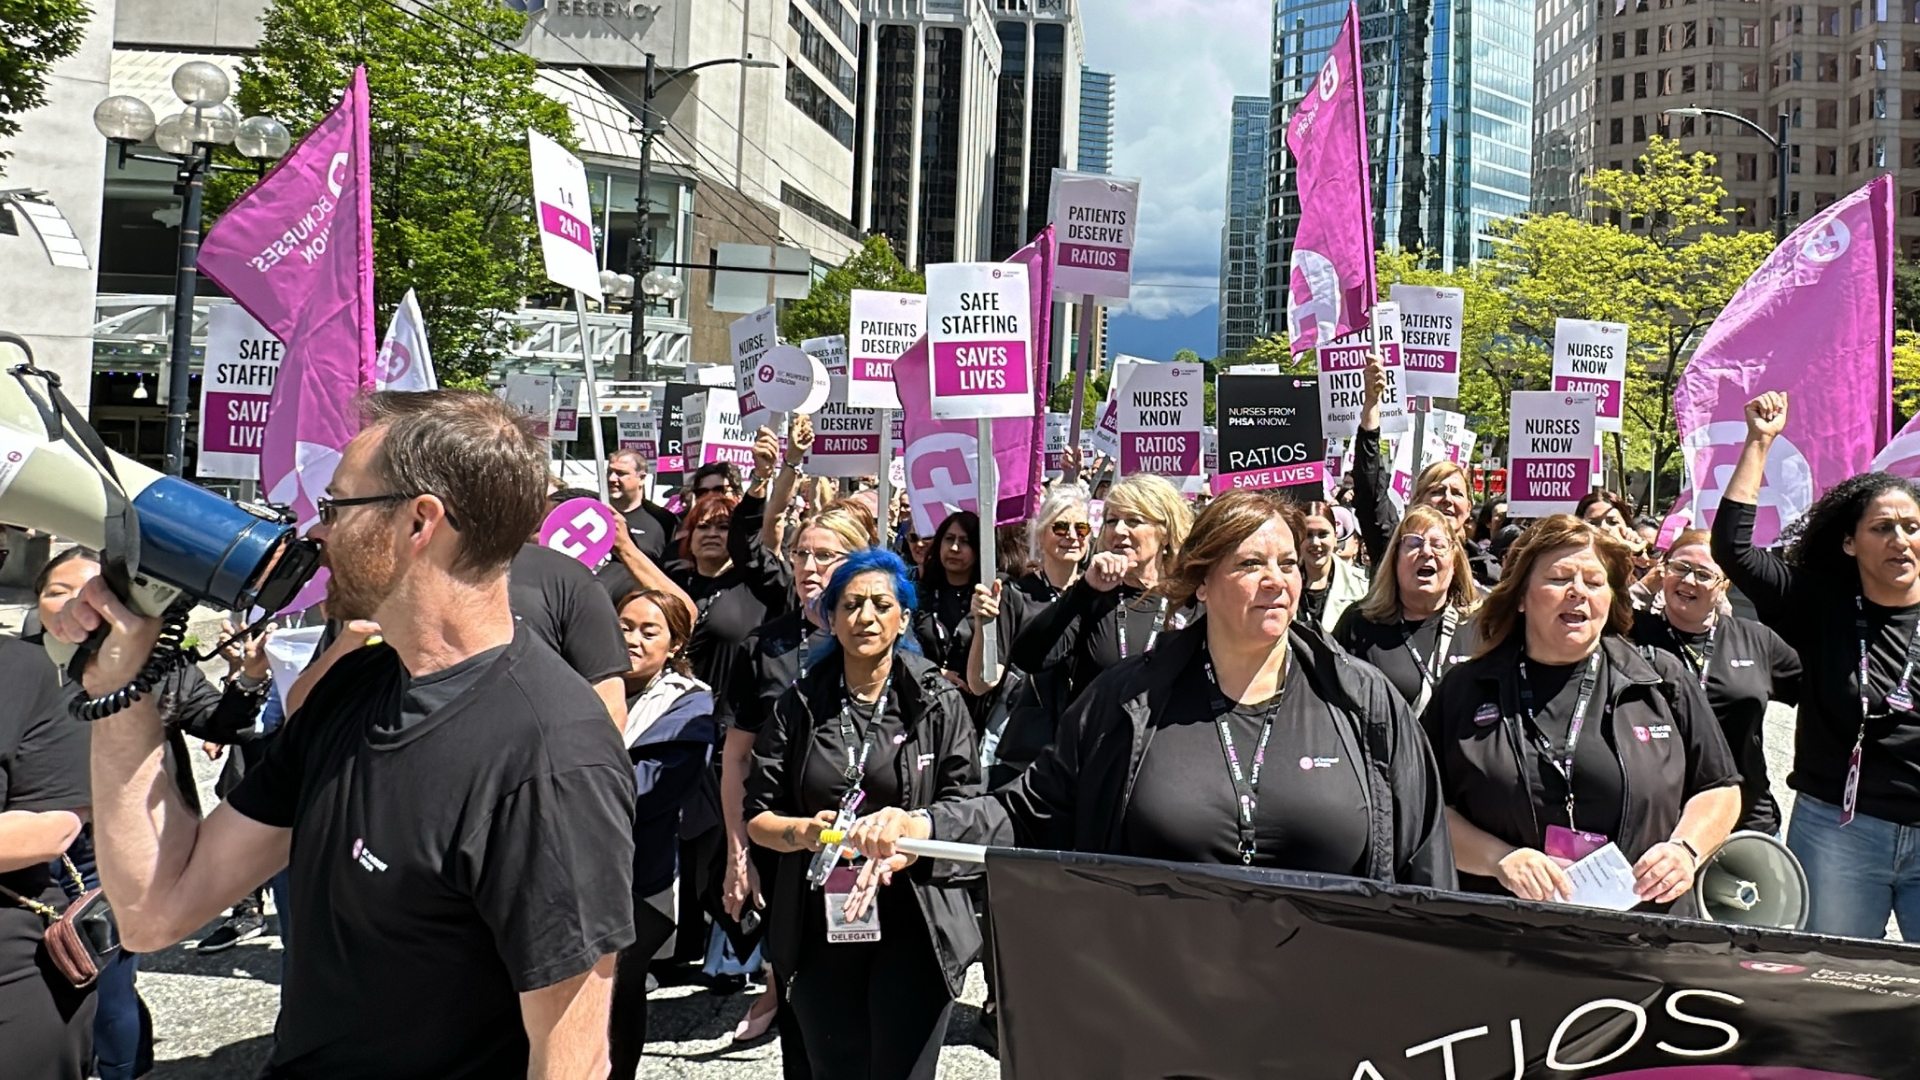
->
xmin=1008 ymin=474 xmax=1195 ymax=701
xmin=745 ymin=550 xmax=980 ymax=1080
xmin=1424 ymin=516 xmax=1741 ymax=905
xmin=1629 ymin=529 xmax=1801 ymax=836
xmin=1352 ymin=355 xmax=1476 ymax=567
xmin=848 ymin=491 xmax=1454 ymax=887
xmin=1332 ymin=506 xmax=1483 ymax=712
xmin=1714 ymin=391 xmax=1920 ymax=937
xmin=1299 ymin=501 xmax=1369 ymax=631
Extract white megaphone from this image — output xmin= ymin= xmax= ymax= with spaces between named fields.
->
xmin=0 ymin=333 xmax=320 ymax=671
xmin=1678 ymin=830 xmax=1810 ymax=930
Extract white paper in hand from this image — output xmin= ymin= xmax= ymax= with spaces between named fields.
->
xmin=1563 ymin=842 xmax=1642 ymax=912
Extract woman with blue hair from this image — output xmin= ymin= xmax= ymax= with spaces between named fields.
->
xmin=744 ymin=547 xmax=981 ymax=1080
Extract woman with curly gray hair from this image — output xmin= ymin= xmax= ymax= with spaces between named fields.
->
xmin=1714 ymin=390 xmax=1920 ymax=939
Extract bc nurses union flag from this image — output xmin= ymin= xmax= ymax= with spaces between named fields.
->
xmin=198 ymin=66 xmax=375 ymax=612
xmin=1672 ymin=174 xmax=1894 ymax=545
xmin=1285 ymin=2 xmax=1376 ymax=354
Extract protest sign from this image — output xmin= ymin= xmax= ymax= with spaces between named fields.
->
xmin=1048 ymin=170 xmax=1141 ymax=302
xmin=551 ymin=376 xmax=581 ymax=442
xmin=1045 ymin=413 xmax=1071 ymax=478
xmin=196 ymin=305 xmax=283 ymax=481
xmin=1508 ymin=391 xmax=1598 ymax=516
xmin=926 ymin=262 xmax=1033 ymax=420
xmin=538 ymin=497 xmax=620 ymax=568
xmin=1389 ymin=283 xmax=1463 ymax=398
xmin=1116 ymin=362 xmax=1204 ymax=477
xmin=1318 ymin=301 xmax=1406 ymax=436
xmin=615 ymin=408 xmax=658 ymax=457
xmin=729 ymin=305 xmax=778 ymax=431
xmin=752 ymin=343 xmax=830 ymax=415
xmin=1213 ymin=374 xmax=1325 ymax=497
xmin=528 ymin=129 xmax=601 ymax=299
xmin=656 ymin=383 xmax=698 ymax=486
xmin=501 ymin=374 xmax=554 ymax=439
xmin=1551 ymin=318 xmax=1628 ymax=433
xmin=684 ymin=388 xmax=756 ymax=470
xmin=847 ymin=290 xmax=923 ymax=409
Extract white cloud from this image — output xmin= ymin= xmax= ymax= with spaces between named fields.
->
xmin=1082 ymin=0 xmax=1269 ymax=320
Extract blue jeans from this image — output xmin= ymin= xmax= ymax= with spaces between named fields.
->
xmin=1787 ymin=794 xmax=1920 ymax=939
xmin=56 ymin=834 xmax=153 ymax=1080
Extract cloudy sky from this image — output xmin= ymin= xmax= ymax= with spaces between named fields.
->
xmin=1082 ymin=0 xmax=1268 ymax=345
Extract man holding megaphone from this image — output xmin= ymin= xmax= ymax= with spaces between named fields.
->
xmin=46 ymin=391 xmax=640 ymax=1080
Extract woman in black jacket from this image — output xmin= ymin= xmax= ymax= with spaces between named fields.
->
xmin=1332 ymin=505 xmax=1484 ymax=713
xmin=914 ymin=510 xmax=980 ymax=684
xmin=745 ymin=548 xmax=980 ymax=1080
xmin=610 ymin=588 xmax=715 ymax=1078
xmin=1713 ymin=391 xmax=1920 ymax=938
xmin=1628 ymin=528 xmax=1801 ymax=835
xmin=849 ymin=491 xmax=1454 ymax=887
xmin=1424 ymin=515 xmax=1741 ymax=906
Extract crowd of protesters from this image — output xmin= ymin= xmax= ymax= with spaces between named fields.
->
xmin=5 ymin=367 xmax=1916 ymax=1079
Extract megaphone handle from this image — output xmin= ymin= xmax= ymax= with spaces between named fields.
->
xmin=67 ymin=602 xmax=193 ymax=722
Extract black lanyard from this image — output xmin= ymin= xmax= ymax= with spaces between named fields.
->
xmin=834 ymin=673 xmax=893 ymax=796
xmin=1202 ymin=649 xmax=1289 ymax=865
xmin=1401 ymin=608 xmax=1460 ymax=690
xmin=1517 ymin=652 xmax=1603 ymax=832
xmin=1117 ymin=595 xmax=1170 ymax=660
xmin=1845 ymin=597 xmax=1920 ymax=824
xmin=1674 ymin=620 xmax=1720 ymax=691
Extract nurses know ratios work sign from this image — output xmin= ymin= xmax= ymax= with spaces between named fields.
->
xmin=527 ymin=129 xmax=601 ymax=300
xmin=1552 ymin=318 xmax=1628 ymax=432
xmin=1508 ymin=391 xmax=1598 ymax=517
xmin=848 ymin=290 xmax=925 ymax=410
xmin=1117 ymin=362 xmax=1205 ymax=476
xmin=926 ymin=262 xmax=1032 ymax=420
xmin=1048 ymin=169 xmax=1141 ymax=302
xmin=197 ymin=304 xmax=283 ymax=481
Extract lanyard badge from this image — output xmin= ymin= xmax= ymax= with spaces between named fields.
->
xmin=1518 ymin=652 xmax=1602 ymax=832
xmin=1117 ymin=595 xmax=1170 ymax=660
xmin=806 ymin=675 xmax=892 ymax=889
xmin=1204 ymin=648 xmax=1288 ymax=865
xmin=1844 ymin=598 xmax=1920 ymax=825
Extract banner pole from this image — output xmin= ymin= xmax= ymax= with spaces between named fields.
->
xmin=1410 ymin=395 xmax=1429 ymax=477
xmin=573 ymin=292 xmax=610 ymax=502
xmin=977 ymin=415 xmax=1001 ymax=684
xmin=875 ymin=407 xmax=894 ymax=549
xmin=1065 ymin=295 xmax=1098 ymax=480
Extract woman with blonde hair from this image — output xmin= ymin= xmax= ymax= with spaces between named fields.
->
xmin=1423 ymin=515 xmax=1740 ymax=906
xmin=1009 ymin=473 xmax=1194 ymax=701
xmin=1332 ymin=505 xmax=1483 ymax=712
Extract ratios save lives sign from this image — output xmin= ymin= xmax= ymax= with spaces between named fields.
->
xmin=1508 ymin=391 xmax=1598 ymax=517
xmin=1116 ymin=362 xmax=1204 ymax=476
xmin=196 ymin=304 xmax=283 ymax=480
xmin=1213 ymin=374 xmax=1325 ymax=497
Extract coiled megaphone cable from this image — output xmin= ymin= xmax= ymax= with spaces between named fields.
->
xmin=67 ymin=600 xmax=284 ymax=721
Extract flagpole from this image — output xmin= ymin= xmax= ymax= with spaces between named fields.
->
xmin=875 ymin=407 xmax=894 ymax=548
xmin=977 ymin=415 xmax=1001 ymax=685
xmin=572 ymin=292 xmax=611 ymax=502
xmin=1065 ymin=295 xmax=1098 ymax=483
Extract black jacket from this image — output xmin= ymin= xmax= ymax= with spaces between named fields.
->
xmin=627 ymin=680 xmax=717 ymax=898
xmin=745 ymin=649 xmax=983 ymax=997
xmin=929 ymin=618 xmax=1457 ymax=888
xmin=1351 ymin=426 xmax=1400 ymax=570
xmin=1628 ymin=610 xmax=1800 ymax=834
xmin=1422 ymin=635 xmax=1741 ymax=891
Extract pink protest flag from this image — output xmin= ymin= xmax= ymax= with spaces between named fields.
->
xmin=895 ymin=227 xmax=1054 ymax=535
xmin=1672 ymin=174 xmax=1894 ymax=546
xmin=197 ymin=66 xmax=375 ymax=610
xmin=1284 ymin=2 xmax=1376 ymax=354
xmin=1872 ymin=409 xmax=1920 ymax=478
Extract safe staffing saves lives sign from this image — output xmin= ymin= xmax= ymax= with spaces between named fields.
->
xmin=196 ymin=304 xmax=283 ymax=481
xmin=926 ymin=262 xmax=1033 ymax=420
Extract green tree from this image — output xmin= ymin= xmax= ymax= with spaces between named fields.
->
xmin=781 ymin=235 xmax=924 ymax=342
xmin=210 ymin=0 xmax=572 ymax=386
xmin=0 ymin=0 xmax=90 ymax=174
xmin=1896 ymin=329 xmax=1920 ymax=426
xmin=1237 ymin=333 xmax=1313 ymax=375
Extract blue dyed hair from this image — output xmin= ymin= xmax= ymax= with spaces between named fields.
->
xmin=813 ymin=547 xmax=921 ymax=657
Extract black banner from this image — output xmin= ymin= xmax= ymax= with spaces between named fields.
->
xmin=986 ymin=850 xmax=1920 ymax=1080
xmin=1214 ymin=374 xmax=1326 ymax=499
xmin=658 ymin=382 xmax=699 ymax=490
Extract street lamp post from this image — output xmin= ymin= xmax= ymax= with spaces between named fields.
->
xmin=1664 ymin=105 xmax=1791 ymax=242
xmin=627 ymin=53 xmax=774 ymax=381
xmin=93 ymin=62 xmax=290 ymax=477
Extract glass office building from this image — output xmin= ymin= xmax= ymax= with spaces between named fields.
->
xmin=1078 ymin=68 xmax=1114 ymax=173
xmin=1263 ymin=0 xmax=1532 ymax=327
xmin=1220 ymin=95 xmax=1270 ymax=356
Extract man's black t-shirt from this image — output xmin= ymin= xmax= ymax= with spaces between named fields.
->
xmin=227 ymin=633 xmax=637 ymax=1079
xmin=619 ymin=501 xmax=678 ymax=566
xmin=509 ymin=543 xmax=629 ymax=684
xmin=1122 ymin=659 xmax=1370 ymax=873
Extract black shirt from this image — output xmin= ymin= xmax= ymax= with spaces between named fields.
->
xmin=395 ymin=645 xmax=508 ymax=733
xmin=1331 ymin=606 xmax=1483 ymax=711
xmin=0 ymin=636 xmax=87 ymax=988
xmin=618 ymin=501 xmax=679 ymax=566
xmin=509 ymin=544 xmax=629 ymax=684
xmin=798 ymin=690 xmax=910 ymax=817
xmin=1299 ymin=583 xmax=1330 ymax=628
xmin=671 ymin=561 xmax=784 ymax=730
xmin=1713 ymin=498 xmax=1920 ymax=825
xmin=1630 ymin=612 xmax=1801 ymax=833
xmin=228 ymin=634 xmax=637 ymax=1079
xmin=1122 ymin=658 xmax=1370 ymax=873
xmin=1009 ymin=579 xmax=1189 ymax=703
xmin=914 ymin=580 xmax=976 ymax=676
xmin=1516 ymin=657 xmax=1626 ymax=843
xmin=734 ymin=610 xmax=834 ymax=737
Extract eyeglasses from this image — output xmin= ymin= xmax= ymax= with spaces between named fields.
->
xmin=316 ymin=493 xmax=422 ymax=527
xmin=1399 ymin=534 xmax=1453 ymax=556
xmin=792 ymin=548 xmax=845 ymax=568
xmin=1665 ymin=560 xmax=1722 ymax=585
xmin=1049 ymin=520 xmax=1093 ymax=538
